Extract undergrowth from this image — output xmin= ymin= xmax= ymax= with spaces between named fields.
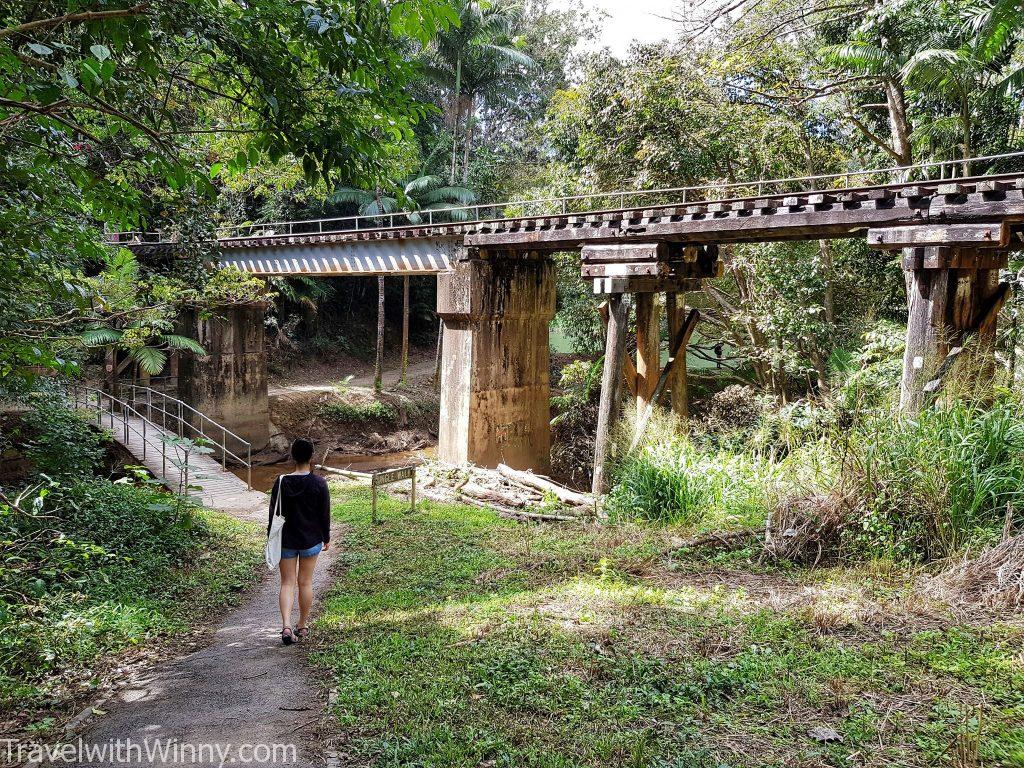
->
xmin=314 ymin=487 xmax=1024 ymax=768
xmin=0 ymin=399 xmax=262 ymax=731
xmin=318 ymin=399 xmax=400 ymax=426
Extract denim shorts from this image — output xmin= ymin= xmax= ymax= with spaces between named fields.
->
xmin=280 ymin=542 xmax=323 ymax=559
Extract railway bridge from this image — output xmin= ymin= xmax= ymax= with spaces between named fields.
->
xmin=117 ymin=156 xmax=1024 ymax=493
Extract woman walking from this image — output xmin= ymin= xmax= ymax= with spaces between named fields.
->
xmin=268 ymin=438 xmax=331 ymax=645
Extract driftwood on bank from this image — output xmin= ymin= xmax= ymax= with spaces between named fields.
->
xmin=407 ymin=461 xmax=593 ymax=523
xmin=496 ymin=464 xmax=593 ymax=507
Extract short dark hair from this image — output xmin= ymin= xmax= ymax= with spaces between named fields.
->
xmin=291 ymin=438 xmax=314 ymax=464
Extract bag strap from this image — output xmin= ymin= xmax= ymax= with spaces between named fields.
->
xmin=273 ymin=475 xmax=285 ymax=518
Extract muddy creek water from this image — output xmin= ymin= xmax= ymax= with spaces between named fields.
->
xmin=233 ymin=447 xmax=436 ymax=493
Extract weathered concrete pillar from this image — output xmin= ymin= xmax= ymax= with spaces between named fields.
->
xmin=177 ymin=303 xmax=270 ymax=451
xmin=437 ymin=251 xmax=555 ymax=472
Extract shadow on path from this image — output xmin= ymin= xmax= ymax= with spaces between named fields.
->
xmin=71 ymin=524 xmax=341 ymax=768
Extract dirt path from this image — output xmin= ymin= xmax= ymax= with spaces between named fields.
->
xmin=70 ymin=509 xmax=341 ymax=767
xmin=269 ymin=358 xmax=435 ymax=396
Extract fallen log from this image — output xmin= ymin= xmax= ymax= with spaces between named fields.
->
xmin=670 ymin=528 xmax=761 ymax=553
xmin=458 ymin=494 xmax=579 ymax=523
xmin=496 ymin=464 xmax=592 ymax=508
xmin=461 ymin=481 xmax=537 ymax=509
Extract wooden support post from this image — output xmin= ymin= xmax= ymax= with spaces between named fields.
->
xmin=900 ymin=246 xmax=1008 ymax=411
xmin=374 ymin=275 xmax=385 ymax=392
xmin=634 ymin=292 xmax=660 ymax=416
xmin=592 ymin=294 xmax=629 ymax=502
xmin=665 ymin=292 xmax=688 ymax=419
xmin=400 ymin=275 xmax=410 ymax=386
xmin=598 ymin=301 xmax=638 ymax=397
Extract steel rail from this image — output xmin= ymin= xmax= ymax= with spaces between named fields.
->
xmin=69 ymin=384 xmax=195 ymax=492
xmin=108 ymin=151 xmax=1024 ymax=245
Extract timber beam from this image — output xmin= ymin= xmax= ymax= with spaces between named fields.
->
xmin=868 ymin=223 xmax=1012 ymax=251
xmin=582 ymin=242 xmax=722 ymax=294
xmin=899 ymin=245 xmax=1009 ymax=411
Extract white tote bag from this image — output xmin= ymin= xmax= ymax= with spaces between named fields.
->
xmin=265 ymin=476 xmax=285 ymax=571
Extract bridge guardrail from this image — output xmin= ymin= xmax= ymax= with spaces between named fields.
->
xmin=106 ymin=151 xmax=1024 ymax=245
xmin=69 ymin=384 xmax=198 ymax=492
xmin=118 ymin=384 xmax=252 ymax=489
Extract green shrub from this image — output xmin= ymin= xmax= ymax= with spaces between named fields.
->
xmin=20 ymin=394 xmax=107 ymax=478
xmin=838 ymin=391 xmax=1024 ymax=561
xmin=318 ymin=399 xmax=398 ymax=425
xmin=607 ymin=411 xmax=786 ymax=527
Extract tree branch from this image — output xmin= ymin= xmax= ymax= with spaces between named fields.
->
xmin=0 ymin=4 xmax=152 ymax=40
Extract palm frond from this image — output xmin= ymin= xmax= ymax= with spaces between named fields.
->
xmin=420 ymin=185 xmax=477 ymax=206
xmin=821 ymin=43 xmax=898 ymax=75
xmin=329 ymin=187 xmax=374 ymax=205
xmin=404 ymin=175 xmax=443 ymax=195
xmin=79 ymin=327 xmax=123 ymax=346
xmin=968 ymin=0 xmax=1024 ymax=61
xmin=160 ymin=334 xmax=206 ymax=355
xmin=131 ymin=347 xmax=167 ymax=376
xmin=476 ymin=42 xmax=536 ymax=69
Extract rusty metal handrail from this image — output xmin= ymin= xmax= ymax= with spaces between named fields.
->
xmin=107 ymin=150 xmax=1024 ymax=245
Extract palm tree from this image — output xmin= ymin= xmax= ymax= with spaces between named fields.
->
xmin=332 ymin=175 xmax=476 ymax=391
xmin=823 ymin=40 xmax=914 ymax=168
xmin=330 ymin=173 xmax=477 ymax=223
xmin=423 ymin=0 xmax=536 ymax=183
xmin=81 ymin=323 xmax=205 ymax=389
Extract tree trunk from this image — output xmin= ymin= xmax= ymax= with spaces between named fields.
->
xmin=450 ymin=57 xmax=462 ymax=185
xmin=885 ymin=76 xmax=913 ymax=170
xmin=462 ymin=94 xmax=474 ymax=185
xmin=592 ymin=294 xmax=629 ymax=503
xmin=400 ymin=276 xmax=410 ymax=386
xmin=374 ymin=276 xmax=385 ymax=392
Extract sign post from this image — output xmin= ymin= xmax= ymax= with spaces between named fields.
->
xmin=369 ymin=466 xmax=417 ymax=524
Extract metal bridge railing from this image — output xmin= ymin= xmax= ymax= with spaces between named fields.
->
xmin=106 ymin=151 xmax=1024 ymax=246
xmin=117 ymin=384 xmax=253 ymax=489
xmin=69 ymin=384 xmax=198 ymax=492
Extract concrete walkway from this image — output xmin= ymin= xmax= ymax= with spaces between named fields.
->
xmin=73 ymin=533 xmax=340 ymax=767
xmin=71 ymin=406 xmax=341 ymax=767
xmin=110 ymin=412 xmax=267 ymax=518
xmin=269 ymin=358 xmax=436 ymax=396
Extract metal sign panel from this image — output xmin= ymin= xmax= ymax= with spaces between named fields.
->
xmin=371 ymin=466 xmax=416 ymax=487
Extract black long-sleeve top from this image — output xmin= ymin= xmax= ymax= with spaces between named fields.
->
xmin=267 ymin=472 xmax=331 ymax=550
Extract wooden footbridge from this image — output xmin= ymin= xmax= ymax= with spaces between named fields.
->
xmin=114 ymin=154 xmax=1024 ymax=496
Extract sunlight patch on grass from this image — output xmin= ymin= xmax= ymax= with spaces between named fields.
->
xmin=314 ymin=487 xmax=1024 ymax=768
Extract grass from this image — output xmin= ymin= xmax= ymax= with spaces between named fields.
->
xmin=313 ymin=486 xmax=1024 ymax=768
xmin=1 ymin=506 xmax=263 ymax=733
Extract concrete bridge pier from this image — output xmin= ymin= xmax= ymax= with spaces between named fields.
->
xmin=176 ymin=303 xmax=271 ymax=452
xmin=436 ymin=249 xmax=556 ymax=472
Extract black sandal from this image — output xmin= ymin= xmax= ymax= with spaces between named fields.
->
xmin=295 ymin=626 xmax=310 ymax=641
xmin=281 ymin=627 xmax=295 ymax=646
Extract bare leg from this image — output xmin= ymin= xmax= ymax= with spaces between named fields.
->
xmin=279 ymin=557 xmax=298 ymax=630
xmin=296 ymin=553 xmax=319 ymax=630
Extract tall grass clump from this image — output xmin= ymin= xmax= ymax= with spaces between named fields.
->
xmin=837 ymin=387 xmax=1024 ymax=561
xmin=606 ymin=408 xmax=795 ymax=528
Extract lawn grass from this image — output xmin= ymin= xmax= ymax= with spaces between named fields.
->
xmin=315 ymin=486 xmax=1024 ymax=768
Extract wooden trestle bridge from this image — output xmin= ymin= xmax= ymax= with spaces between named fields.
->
xmin=115 ymin=155 xmax=1024 ymax=496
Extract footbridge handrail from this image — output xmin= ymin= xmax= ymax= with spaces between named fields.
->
xmin=108 ymin=150 xmax=1024 ymax=245
xmin=118 ymin=384 xmax=252 ymax=487
xmin=69 ymin=384 xmax=196 ymax=490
